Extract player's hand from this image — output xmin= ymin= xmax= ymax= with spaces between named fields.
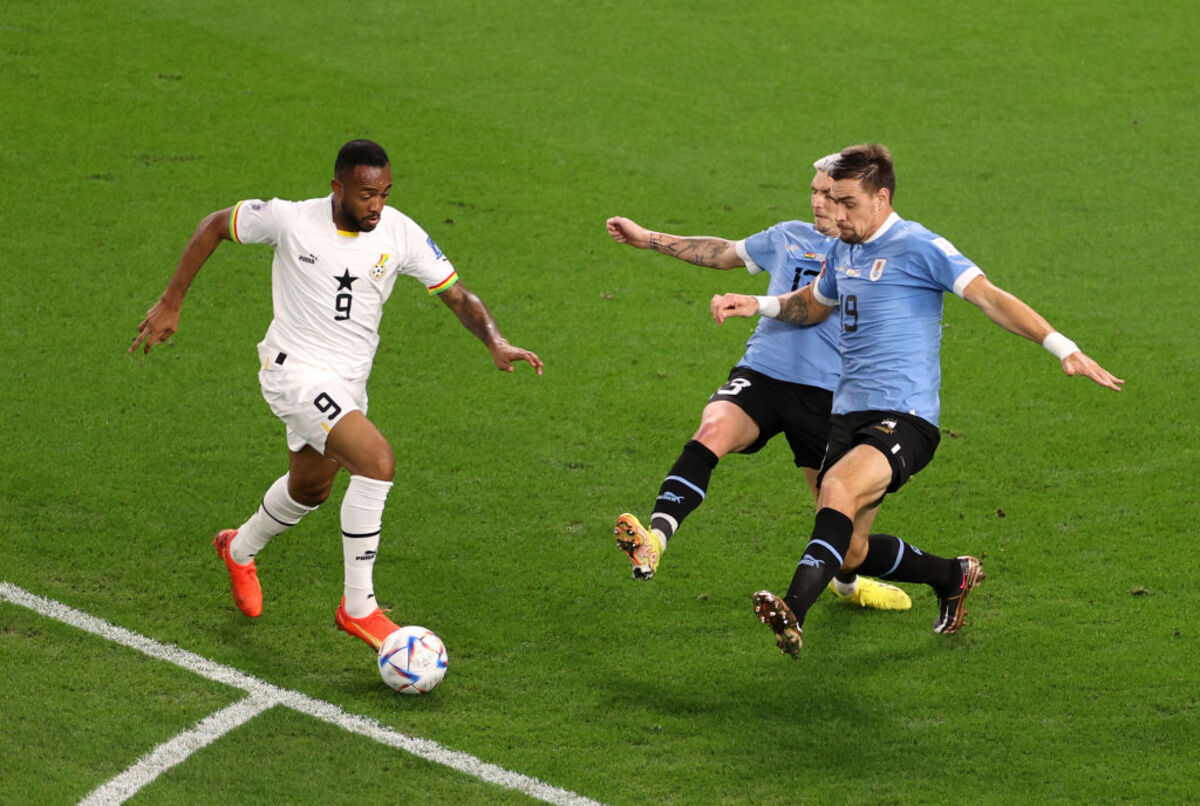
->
xmin=606 ymin=217 xmax=651 ymax=249
xmin=130 ymin=300 xmax=181 ymax=355
xmin=711 ymin=293 xmax=759 ymax=324
xmin=491 ymin=341 xmax=544 ymax=375
xmin=1062 ymin=351 xmax=1124 ymax=391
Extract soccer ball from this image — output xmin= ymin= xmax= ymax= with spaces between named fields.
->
xmin=378 ymin=626 xmax=448 ymax=694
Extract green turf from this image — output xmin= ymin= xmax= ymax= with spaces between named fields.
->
xmin=2 ymin=0 xmax=1198 ymax=803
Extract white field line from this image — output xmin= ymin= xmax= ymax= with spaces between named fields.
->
xmin=0 ymin=582 xmax=604 ymax=806
xmin=79 ymin=693 xmax=276 ymax=806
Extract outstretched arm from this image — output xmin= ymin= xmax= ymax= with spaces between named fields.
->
xmin=606 ymin=216 xmax=743 ymax=269
xmin=130 ymin=206 xmax=234 ymax=355
xmin=962 ymin=275 xmax=1123 ymax=391
xmin=438 ymin=283 xmax=544 ymax=374
xmin=710 ymin=283 xmax=835 ymax=326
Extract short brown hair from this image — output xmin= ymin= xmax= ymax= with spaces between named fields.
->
xmin=831 ymin=143 xmax=896 ymax=202
xmin=334 ymin=139 xmax=389 ymax=179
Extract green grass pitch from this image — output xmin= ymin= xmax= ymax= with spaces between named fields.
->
xmin=2 ymin=0 xmax=1198 ymax=803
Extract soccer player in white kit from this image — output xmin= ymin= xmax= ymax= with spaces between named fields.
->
xmin=711 ymin=143 xmax=1122 ymax=656
xmin=131 ymin=140 xmax=543 ymax=651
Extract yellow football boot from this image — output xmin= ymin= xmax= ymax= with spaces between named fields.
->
xmin=613 ymin=513 xmax=664 ymax=580
xmin=827 ymin=576 xmax=912 ymax=610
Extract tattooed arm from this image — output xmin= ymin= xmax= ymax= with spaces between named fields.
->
xmin=605 ymin=216 xmax=743 ymax=269
xmin=710 ymin=284 xmax=835 ymax=326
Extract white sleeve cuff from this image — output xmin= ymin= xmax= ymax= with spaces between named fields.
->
xmin=952 ymin=266 xmax=984 ymax=298
xmin=735 ymin=240 xmax=763 ymax=274
xmin=754 ymin=296 xmax=781 ymax=318
xmin=812 ymin=280 xmax=837 ymax=307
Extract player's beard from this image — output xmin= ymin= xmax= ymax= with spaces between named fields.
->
xmin=339 ymin=202 xmax=380 ymax=232
xmin=838 ymin=227 xmax=864 ymax=244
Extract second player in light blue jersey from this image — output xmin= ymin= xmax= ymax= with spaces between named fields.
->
xmin=605 ymin=155 xmax=911 ymax=612
xmin=712 ymin=143 xmax=1123 ymax=657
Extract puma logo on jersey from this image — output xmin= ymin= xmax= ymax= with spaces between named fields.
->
xmin=299 ymin=253 xmax=318 ymax=264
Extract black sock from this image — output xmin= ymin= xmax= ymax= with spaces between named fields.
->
xmin=853 ymin=533 xmax=959 ymax=593
xmin=783 ymin=508 xmax=853 ymax=627
xmin=649 ymin=439 xmax=719 ymax=543
xmin=834 ymin=532 xmax=901 ymax=584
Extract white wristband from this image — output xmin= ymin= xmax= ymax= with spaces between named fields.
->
xmin=755 ymin=295 xmax=781 ymax=319
xmin=1042 ymin=331 xmax=1079 ymax=360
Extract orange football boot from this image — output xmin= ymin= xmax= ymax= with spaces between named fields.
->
xmin=213 ymin=529 xmax=262 ymax=618
xmin=335 ymin=597 xmax=400 ymax=650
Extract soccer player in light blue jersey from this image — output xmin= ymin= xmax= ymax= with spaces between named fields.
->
xmin=712 ymin=143 xmax=1123 ymax=656
xmin=604 ymin=155 xmax=910 ymax=611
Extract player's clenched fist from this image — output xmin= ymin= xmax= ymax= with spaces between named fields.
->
xmin=606 ymin=216 xmax=652 ymax=248
xmin=711 ymin=293 xmax=759 ymax=324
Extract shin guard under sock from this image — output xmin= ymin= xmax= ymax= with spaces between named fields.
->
xmin=231 ymin=474 xmax=316 ymax=565
xmin=341 ymin=475 xmax=393 ymax=617
xmin=649 ymin=439 xmax=719 ymax=545
xmin=783 ymin=508 xmax=854 ymax=626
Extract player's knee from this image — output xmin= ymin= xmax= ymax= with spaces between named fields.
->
xmin=289 ymin=478 xmax=333 ymax=507
xmin=356 ymin=442 xmax=395 ymax=482
xmin=817 ymin=472 xmax=857 ymax=511
xmin=693 ymin=418 xmax=737 ymax=457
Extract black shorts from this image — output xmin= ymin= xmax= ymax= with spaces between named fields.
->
xmin=818 ymin=410 xmax=941 ymax=494
xmin=706 ymin=366 xmax=834 ymax=469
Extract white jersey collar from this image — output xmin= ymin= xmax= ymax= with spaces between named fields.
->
xmin=864 ymin=211 xmax=901 ymax=244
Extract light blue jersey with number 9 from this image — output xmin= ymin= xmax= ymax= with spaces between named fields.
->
xmin=813 ymin=214 xmax=983 ymax=426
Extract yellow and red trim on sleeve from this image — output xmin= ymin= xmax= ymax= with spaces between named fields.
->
xmin=427 ymin=271 xmax=459 ymax=295
xmin=229 ymin=200 xmax=247 ymax=243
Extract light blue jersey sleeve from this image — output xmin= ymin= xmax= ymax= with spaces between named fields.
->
xmin=918 ymin=234 xmax=984 ymax=297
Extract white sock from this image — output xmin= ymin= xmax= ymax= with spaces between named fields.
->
xmin=651 ymin=528 xmax=669 ymax=550
xmin=231 ymin=474 xmax=316 ymax=565
xmin=341 ymin=475 xmax=393 ymax=617
xmin=650 ymin=513 xmax=677 ymax=548
xmin=832 ymin=576 xmax=859 ymax=597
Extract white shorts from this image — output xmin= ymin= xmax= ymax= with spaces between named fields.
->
xmin=257 ymin=346 xmax=367 ymax=454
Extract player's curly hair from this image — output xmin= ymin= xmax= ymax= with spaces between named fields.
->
xmin=335 ymin=139 xmax=390 ymax=178
xmin=831 ymin=143 xmax=896 ymax=202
